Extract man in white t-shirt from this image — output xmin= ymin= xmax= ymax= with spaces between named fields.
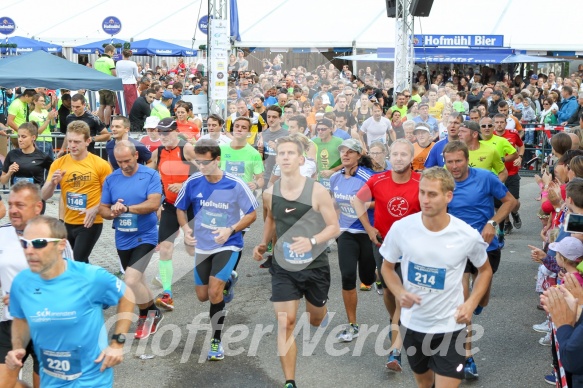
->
xmin=359 ymin=102 xmax=393 ymax=153
xmin=380 ymin=167 xmax=492 ymax=388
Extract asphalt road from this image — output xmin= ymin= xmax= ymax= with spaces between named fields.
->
xmin=15 ymin=177 xmax=553 ymax=387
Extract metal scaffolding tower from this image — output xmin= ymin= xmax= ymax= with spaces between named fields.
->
xmin=208 ymin=0 xmax=228 ymax=120
xmin=393 ymin=0 xmax=414 ymax=94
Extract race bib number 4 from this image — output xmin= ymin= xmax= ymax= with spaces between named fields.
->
xmin=201 ymin=209 xmax=227 ymax=230
xmin=407 ymin=261 xmax=446 ymax=292
xmin=66 ymin=193 xmax=87 ymax=211
xmin=116 ymin=213 xmax=138 ymax=232
xmin=283 ymin=242 xmax=313 ymax=265
xmin=41 ymin=348 xmax=82 ymax=381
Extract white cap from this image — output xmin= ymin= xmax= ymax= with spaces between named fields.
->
xmin=144 ymin=116 xmax=160 ymax=129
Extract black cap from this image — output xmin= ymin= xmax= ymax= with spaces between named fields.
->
xmin=156 ymin=118 xmax=177 ymax=132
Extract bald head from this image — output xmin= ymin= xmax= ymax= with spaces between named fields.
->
xmin=568 ymin=132 xmax=580 ymax=150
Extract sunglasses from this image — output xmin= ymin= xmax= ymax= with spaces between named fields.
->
xmin=316 ymin=127 xmax=329 ymax=132
xmin=195 ymin=158 xmax=216 ymax=165
xmin=480 ymin=124 xmax=493 ymax=128
xmin=20 ymin=238 xmax=62 ymax=249
xmin=403 ymin=95 xmax=411 ymax=97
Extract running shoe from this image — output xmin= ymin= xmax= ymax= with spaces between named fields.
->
xmin=544 ymin=371 xmax=556 ymax=385
xmin=511 ymin=212 xmax=522 ymax=229
xmin=503 ymin=222 xmax=513 ymax=236
xmin=155 ymin=292 xmax=174 ymax=311
xmin=386 ymin=350 xmax=402 ymax=372
xmin=283 ymin=384 xmax=296 ymax=388
xmin=135 ymin=312 xmax=164 ymax=340
xmin=223 ymin=271 xmax=238 ymax=303
xmin=259 ymin=255 xmax=273 ymax=269
xmin=464 ymin=357 xmax=478 ymax=380
xmin=539 ymin=332 xmax=552 ymax=346
xmin=207 ymin=338 xmax=224 ymax=361
xmin=360 ymin=283 xmax=372 ymax=291
xmin=533 ymin=319 xmax=551 ymax=333
xmin=336 ymin=324 xmax=359 ymax=342
xmin=473 ymin=305 xmax=484 ymax=315
xmin=374 ymin=281 xmax=383 ymax=295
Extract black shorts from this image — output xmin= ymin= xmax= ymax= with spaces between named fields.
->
xmin=117 ymin=243 xmax=156 ymax=272
xmin=0 ymin=320 xmax=39 ymax=374
xmin=372 ymin=243 xmax=402 ymax=289
xmin=465 ymin=248 xmax=501 ymax=275
xmin=337 ymin=232 xmax=376 ymax=290
xmin=504 ymin=174 xmax=520 ymax=200
xmin=98 ymin=89 xmax=116 ymax=106
xmin=269 ymin=264 xmax=330 ymax=307
xmin=403 ymin=327 xmax=465 ymax=380
xmin=158 ymin=201 xmax=193 ymax=243
xmin=194 ymin=250 xmax=239 ymax=285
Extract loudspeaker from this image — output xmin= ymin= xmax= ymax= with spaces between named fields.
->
xmin=386 ymin=0 xmax=396 ymax=17
xmin=409 ymin=0 xmax=434 ymax=17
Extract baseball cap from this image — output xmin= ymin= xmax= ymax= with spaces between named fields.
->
xmin=316 ymin=118 xmax=333 ymax=129
xmin=161 ymin=91 xmax=174 ymax=100
xmin=418 ymin=102 xmax=429 ymax=109
xmin=461 ymin=120 xmax=482 ymax=139
xmin=530 ymin=74 xmax=539 ymax=80
xmin=144 ymin=116 xmax=160 ymax=129
xmin=156 ymin=118 xmax=177 ymax=132
xmin=338 ymin=138 xmax=363 ymax=154
xmin=414 ymin=122 xmax=431 ymax=133
xmin=549 ymin=237 xmax=583 ymax=262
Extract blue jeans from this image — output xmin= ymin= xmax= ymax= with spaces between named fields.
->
xmin=36 ymin=141 xmax=54 ymax=159
xmin=524 ymin=129 xmax=535 ymax=145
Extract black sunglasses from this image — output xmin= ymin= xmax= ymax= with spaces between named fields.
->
xmin=480 ymin=124 xmax=493 ymax=128
xmin=316 ymin=127 xmax=329 ymax=131
xmin=195 ymin=158 xmax=216 ymax=165
xmin=20 ymin=238 xmax=62 ymax=249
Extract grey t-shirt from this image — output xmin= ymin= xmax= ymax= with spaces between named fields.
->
xmin=262 ymin=127 xmax=289 ymax=184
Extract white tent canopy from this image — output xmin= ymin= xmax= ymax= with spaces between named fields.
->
xmin=2 ymin=0 xmax=583 ymax=52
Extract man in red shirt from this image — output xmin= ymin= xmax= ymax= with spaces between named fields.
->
xmin=353 ymin=138 xmax=420 ymax=372
xmin=493 ymin=113 xmax=525 ymax=233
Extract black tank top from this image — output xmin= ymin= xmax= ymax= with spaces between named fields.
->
xmin=272 ymin=178 xmax=328 ymax=271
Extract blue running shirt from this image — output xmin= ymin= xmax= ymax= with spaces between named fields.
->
xmin=175 ymin=172 xmax=258 ymax=254
xmin=9 ymin=260 xmax=126 ymax=387
xmin=330 ymin=166 xmax=375 ymax=233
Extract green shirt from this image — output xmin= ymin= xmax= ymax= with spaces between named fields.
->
xmin=94 ymin=55 xmax=115 ymax=76
xmin=150 ymin=104 xmax=171 ymax=120
xmin=390 ymin=104 xmax=407 ymax=117
xmin=7 ymin=98 xmax=28 ymax=128
xmin=480 ymin=135 xmax=517 ymax=158
xmin=219 ymin=143 xmax=264 ymax=183
xmin=313 ymin=136 xmax=342 ymax=172
xmin=29 ymin=110 xmax=54 ymax=141
xmin=411 ymin=94 xmax=422 ymax=103
xmin=469 ymin=142 xmax=506 ymax=175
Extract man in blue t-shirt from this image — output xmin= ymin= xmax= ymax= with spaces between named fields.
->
xmin=100 ymin=140 xmax=164 ymax=340
xmin=443 ymin=140 xmax=517 ymax=379
xmin=7 ymin=215 xmax=134 ymax=387
xmin=424 ymin=112 xmax=462 ymax=168
xmin=105 ymin=116 xmax=152 ymax=170
xmin=175 ymin=139 xmax=258 ymax=361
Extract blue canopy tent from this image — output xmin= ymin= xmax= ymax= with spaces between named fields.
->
xmin=72 ymin=38 xmax=127 ymax=54
xmin=0 ymin=50 xmax=122 ymax=90
xmin=0 ymin=36 xmax=62 ymax=55
xmin=336 ymin=48 xmax=565 ymax=64
xmin=129 ymin=39 xmax=196 ymax=56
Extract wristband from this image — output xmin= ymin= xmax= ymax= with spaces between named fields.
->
xmin=125 ymin=205 xmax=130 ymax=213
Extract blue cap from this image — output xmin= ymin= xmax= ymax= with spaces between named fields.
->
xmin=162 ymin=91 xmax=174 ymax=100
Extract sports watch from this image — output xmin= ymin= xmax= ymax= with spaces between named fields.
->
xmin=111 ymin=333 xmax=126 ymax=344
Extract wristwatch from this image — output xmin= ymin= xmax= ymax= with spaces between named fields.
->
xmin=487 ymin=220 xmax=498 ymax=229
xmin=310 ymin=237 xmax=317 ymax=246
xmin=124 ymin=205 xmax=130 ymax=213
xmin=111 ymin=333 xmax=126 ymax=344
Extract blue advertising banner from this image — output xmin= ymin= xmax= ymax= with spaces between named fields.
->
xmin=0 ymin=17 xmax=16 ymax=35
xmin=199 ymin=15 xmax=210 ymax=35
xmin=102 ymin=16 xmax=122 ymax=35
xmin=413 ymin=35 xmax=504 ymax=47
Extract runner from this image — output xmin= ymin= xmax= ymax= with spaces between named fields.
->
xmin=424 ymin=112 xmax=463 ymax=168
xmin=329 ymin=139 xmax=376 ymax=342
xmin=381 ymin=167 xmax=492 ymax=388
xmin=5 ymin=215 xmax=134 ymax=387
xmin=312 ymin=118 xmax=342 ymax=190
xmin=252 ymin=136 xmax=340 ymax=388
xmin=147 ymin=118 xmax=197 ymax=311
xmin=105 ymin=115 xmax=152 ymax=170
xmin=260 ymin=106 xmax=288 ymax=188
xmin=353 ymin=138 xmax=421 ymax=371
xmin=443 ymin=140 xmax=517 ymax=379
xmin=176 ymin=139 xmax=258 ymax=361
xmin=41 ymin=121 xmax=112 ymax=263
xmin=99 ymin=140 xmax=164 ymax=340
xmin=199 ymin=114 xmax=232 ymax=145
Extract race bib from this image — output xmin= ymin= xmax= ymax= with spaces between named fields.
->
xmin=407 ymin=262 xmax=446 ymax=292
xmin=66 ymin=193 xmax=87 ymax=211
xmin=201 ymin=209 xmax=227 ymax=230
xmin=283 ymin=242 xmax=313 ymax=265
xmin=225 ymin=161 xmax=245 ymax=178
xmin=116 ymin=213 xmax=138 ymax=232
xmin=41 ymin=348 xmax=82 ymax=381
xmin=339 ymin=204 xmax=357 ymax=218
xmin=319 ymin=177 xmax=331 ymax=190
xmin=13 ymin=177 xmax=34 ymax=184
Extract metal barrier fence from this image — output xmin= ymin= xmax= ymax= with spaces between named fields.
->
xmin=518 ymin=123 xmax=564 ymax=177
